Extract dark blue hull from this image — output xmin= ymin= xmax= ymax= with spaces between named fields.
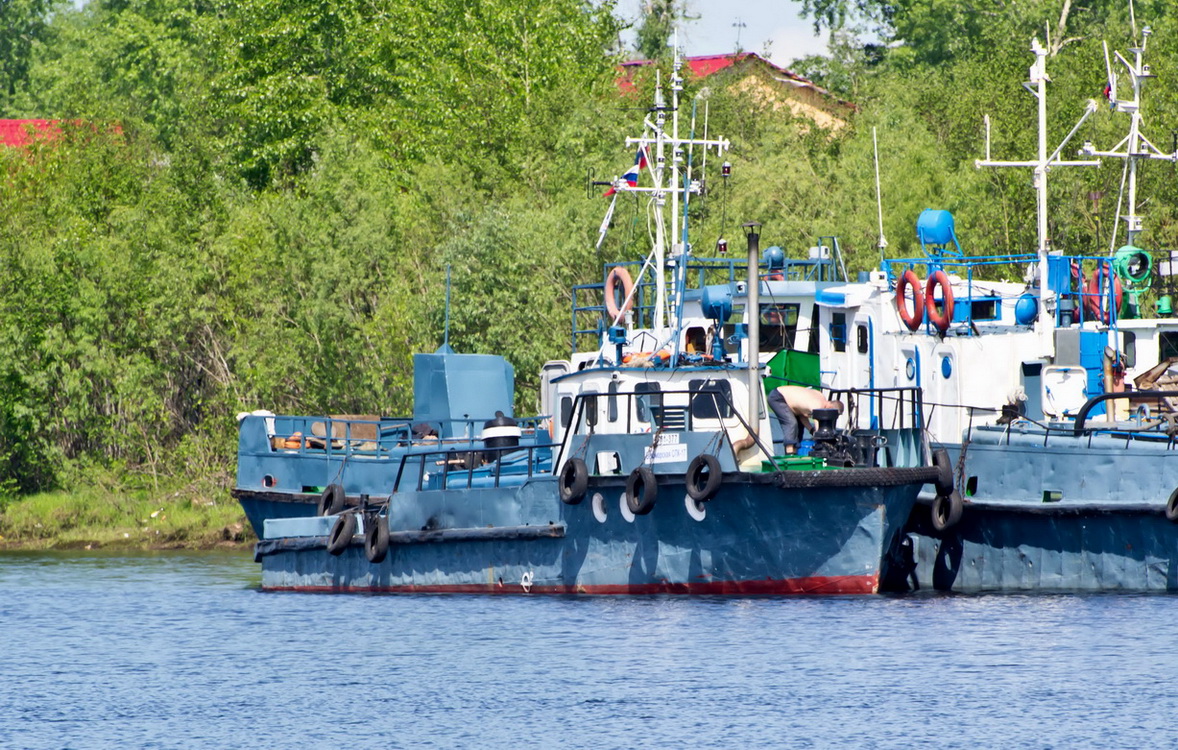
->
xmin=254 ymin=469 xmax=930 ymax=595
xmin=899 ymin=426 xmax=1178 ymax=592
xmin=237 ymin=493 xmax=317 ymax=540
xmin=905 ymin=501 xmax=1178 ymax=592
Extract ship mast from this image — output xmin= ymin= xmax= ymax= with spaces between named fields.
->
xmin=976 ymin=37 xmax=1099 ymax=346
xmin=1080 ymin=25 xmax=1178 ymax=250
xmin=618 ymin=41 xmax=730 ymax=345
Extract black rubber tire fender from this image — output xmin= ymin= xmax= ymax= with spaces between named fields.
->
xmin=626 ymin=466 xmax=658 ymax=515
xmin=364 ymin=515 xmax=390 ymax=563
xmin=559 ymin=458 xmax=589 ymax=505
xmin=327 ymin=513 xmax=357 ymax=555
xmin=931 ymin=490 xmax=964 ymax=532
xmin=318 ymin=483 xmax=346 ymax=516
xmin=931 ymin=449 xmax=954 ymax=496
xmin=1167 ymin=488 xmax=1178 ymax=523
xmin=685 ymin=454 xmax=722 ymax=502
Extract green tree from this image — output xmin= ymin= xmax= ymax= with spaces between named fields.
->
xmin=635 ymin=0 xmax=681 ymax=60
xmin=0 ymin=0 xmax=57 ymax=114
xmin=211 ymin=0 xmax=621 ymax=189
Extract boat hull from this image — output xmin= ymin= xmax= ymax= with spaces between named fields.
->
xmin=898 ymin=429 xmax=1178 ymax=592
xmin=255 ymin=471 xmax=927 ymax=595
xmin=905 ymin=501 xmax=1178 ymax=592
xmin=237 ymin=491 xmax=318 ymax=539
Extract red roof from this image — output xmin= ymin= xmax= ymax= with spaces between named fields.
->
xmin=681 ymin=54 xmax=742 ymax=77
xmin=617 ymin=53 xmax=851 ymax=110
xmin=0 ymin=119 xmax=59 ymax=147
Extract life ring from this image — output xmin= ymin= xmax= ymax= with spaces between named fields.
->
xmin=604 ymin=267 xmax=635 ymax=320
xmin=317 ymin=483 xmax=346 ymax=516
xmin=925 ymin=271 xmax=954 ymax=333
xmin=625 ymin=466 xmax=658 ymax=515
xmin=1166 ymin=488 xmax=1178 ymax=523
xmin=559 ymin=457 xmax=589 ymax=505
xmin=1083 ymin=266 xmax=1123 ymax=324
xmin=931 ymin=449 xmax=954 ymax=496
xmin=931 ymin=490 xmax=964 ymax=532
xmin=895 ymin=270 xmax=924 ymax=331
xmin=364 ymin=515 xmax=389 ymax=563
xmin=685 ymin=454 xmax=722 ymax=502
xmin=327 ymin=513 xmax=357 ymax=555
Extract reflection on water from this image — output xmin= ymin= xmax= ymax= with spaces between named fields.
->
xmin=3 ymin=551 xmax=1177 ymax=749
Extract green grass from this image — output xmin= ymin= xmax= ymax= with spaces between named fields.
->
xmin=0 ymin=473 xmax=255 ymax=550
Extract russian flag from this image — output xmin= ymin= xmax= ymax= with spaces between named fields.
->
xmin=604 ymin=148 xmax=648 ymax=196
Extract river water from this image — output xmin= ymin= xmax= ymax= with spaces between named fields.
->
xmin=1 ymin=550 xmax=1175 ymax=749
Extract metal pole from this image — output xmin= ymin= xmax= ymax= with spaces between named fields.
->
xmin=745 ymin=223 xmax=762 ymax=433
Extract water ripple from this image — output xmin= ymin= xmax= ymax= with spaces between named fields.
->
xmin=3 ymin=551 xmax=1178 ymax=748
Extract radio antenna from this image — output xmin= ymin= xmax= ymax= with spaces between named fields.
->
xmin=873 ymin=127 xmax=888 ymax=264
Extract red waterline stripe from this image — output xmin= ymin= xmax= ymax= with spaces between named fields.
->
xmin=265 ymin=574 xmax=879 ymax=596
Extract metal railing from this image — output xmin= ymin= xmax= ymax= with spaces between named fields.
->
xmin=392 ymin=443 xmax=558 ymax=493
xmin=829 ymin=386 xmax=925 ymax=432
xmin=265 ymin=415 xmax=550 ymax=456
xmin=882 ymin=252 xmax=1128 ymax=332
xmin=571 ymin=254 xmax=843 ymax=354
xmin=552 ymin=382 xmax=924 ymax=471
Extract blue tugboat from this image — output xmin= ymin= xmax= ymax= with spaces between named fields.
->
xmin=813 ymin=31 xmax=1178 ymax=592
xmin=239 ymin=51 xmax=942 ymax=595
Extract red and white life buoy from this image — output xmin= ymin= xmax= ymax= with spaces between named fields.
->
xmin=1083 ymin=266 xmax=1123 ymax=325
xmin=925 ymin=270 xmax=954 ymax=334
xmin=604 ymin=267 xmax=634 ymax=320
xmin=895 ymin=270 xmax=924 ymax=331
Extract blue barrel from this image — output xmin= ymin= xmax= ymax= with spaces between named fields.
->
xmin=916 ymin=209 xmax=956 ymax=246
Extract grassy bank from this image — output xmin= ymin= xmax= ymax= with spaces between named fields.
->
xmin=0 ymin=472 xmax=254 ymax=551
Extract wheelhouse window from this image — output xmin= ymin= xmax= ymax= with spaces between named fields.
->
xmin=689 ymin=379 xmax=734 ymax=419
xmin=807 ymin=304 xmax=820 ymax=353
xmin=685 ymin=326 xmax=708 ymax=355
xmin=759 ymin=303 xmax=800 ymax=352
xmin=582 ymin=394 xmax=598 ymax=428
xmin=830 ymin=312 xmax=847 ymax=353
xmin=1160 ymin=331 xmax=1178 ymax=361
xmin=970 ymin=298 xmax=998 ymax=320
xmin=634 ymin=382 xmax=662 ymax=423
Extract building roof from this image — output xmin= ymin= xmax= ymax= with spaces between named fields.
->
xmin=0 ymin=119 xmax=59 ymax=147
xmin=618 ymin=52 xmax=854 ymax=117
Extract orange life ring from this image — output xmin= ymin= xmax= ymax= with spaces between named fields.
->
xmin=895 ymin=270 xmax=924 ymax=331
xmin=1083 ymin=266 xmax=1123 ymax=324
xmin=925 ymin=270 xmax=954 ymax=333
xmin=605 ymin=267 xmax=634 ymax=320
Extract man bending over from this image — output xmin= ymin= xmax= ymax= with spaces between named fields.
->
xmin=767 ymin=385 xmax=845 ymax=455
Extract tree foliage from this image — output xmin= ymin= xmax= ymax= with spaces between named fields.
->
xmin=4 ymin=0 xmax=1178 ymax=499
xmin=635 ymin=0 xmax=683 ymax=61
xmin=0 ymin=0 xmax=58 ymax=112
